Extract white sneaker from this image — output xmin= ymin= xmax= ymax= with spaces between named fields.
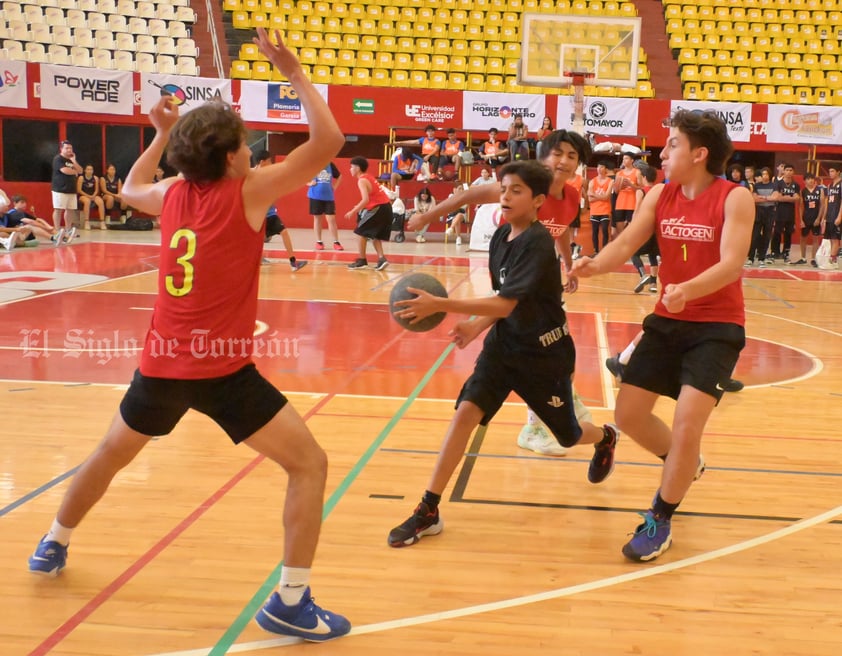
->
xmin=445 ymin=227 xmax=454 ymax=238
xmin=517 ymin=424 xmax=568 ymax=456
xmin=64 ymin=227 xmax=78 ymax=243
xmin=0 ymin=234 xmax=15 ymax=250
xmin=416 ymin=234 xmax=426 ymax=243
xmin=52 ymin=229 xmax=65 ymax=247
xmin=455 ymin=236 xmax=462 ymax=246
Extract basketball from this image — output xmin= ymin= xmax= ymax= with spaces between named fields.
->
xmin=389 ymin=273 xmax=448 ymax=332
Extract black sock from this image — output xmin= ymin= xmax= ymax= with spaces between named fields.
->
xmin=651 ymin=490 xmax=680 ymax=520
xmin=636 ymin=266 xmax=646 ymax=277
xmin=421 ymin=490 xmax=441 ymax=510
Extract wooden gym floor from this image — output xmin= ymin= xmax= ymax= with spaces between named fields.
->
xmin=1 ymin=229 xmax=841 ymax=655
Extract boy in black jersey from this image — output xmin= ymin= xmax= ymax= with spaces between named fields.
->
xmin=792 ymin=173 xmax=826 ymax=266
xmin=387 ymin=160 xmax=619 ymax=548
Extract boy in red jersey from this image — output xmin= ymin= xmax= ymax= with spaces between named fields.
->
xmin=573 ymin=110 xmax=754 ymax=563
xmin=27 ymin=29 xmax=351 ymax=642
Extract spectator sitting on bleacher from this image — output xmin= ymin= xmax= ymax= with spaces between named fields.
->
xmin=393 ymin=124 xmax=441 ymax=182
xmin=477 ymin=128 xmax=509 ymax=168
xmin=390 ymin=147 xmax=423 ymax=189
xmin=471 ymin=168 xmax=496 ymax=186
xmin=508 ymin=114 xmax=530 ymax=161
xmin=438 ymin=128 xmax=465 ymax=179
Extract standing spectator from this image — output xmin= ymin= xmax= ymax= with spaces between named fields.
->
xmin=438 ymin=128 xmax=465 ymax=179
xmin=743 ymin=165 xmax=756 ymax=192
xmin=390 ymin=147 xmax=422 ymax=189
xmin=792 ymin=172 xmax=826 ymax=266
xmin=253 ymin=151 xmax=307 ymax=271
xmin=77 ymin=164 xmax=106 ymax=230
xmin=749 ymin=167 xmax=777 ymax=267
xmin=394 ymin=124 xmax=441 ymax=181
xmin=612 ymin=152 xmax=643 ymax=239
xmin=823 ymin=166 xmax=841 ymax=267
xmin=588 ymin=160 xmax=613 ymax=255
xmin=770 ymin=163 xmax=799 ymax=262
xmin=306 ymin=160 xmax=343 ymax=251
xmin=477 ymin=128 xmax=509 ymax=168
xmin=507 ymin=114 xmax=530 ymax=161
xmin=630 ymin=166 xmax=660 ymax=293
xmin=727 ymin=163 xmax=748 ymax=188
xmin=100 ymin=163 xmax=130 ymax=223
xmin=52 ymin=140 xmax=83 ymax=229
xmin=345 ymin=156 xmax=392 ymax=270
xmin=573 ymin=109 xmax=753 ymax=562
xmin=534 ymin=116 xmax=553 ymax=160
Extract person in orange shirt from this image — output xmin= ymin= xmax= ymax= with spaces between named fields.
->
xmin=478 ymin=128 xmax=509 ymax=168
xmin=612 ymin=152 xmax=643 ymax=239
xmin=588 ymin=159 xmax=613 ymax=254
xmin=394 ymin=124 xmax=441 ymax=181
xmin=438 ymin=128 xmax=465 ymax=178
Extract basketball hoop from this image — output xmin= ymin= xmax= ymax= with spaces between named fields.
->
xmin=563 ymin=70 xmax=595 ymax=137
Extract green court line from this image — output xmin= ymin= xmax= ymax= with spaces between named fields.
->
xmin=208 ymin=341 xmax=456 ymax=655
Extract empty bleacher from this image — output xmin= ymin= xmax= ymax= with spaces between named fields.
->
xmin=0 ymin=0 xmax=200 ymax=75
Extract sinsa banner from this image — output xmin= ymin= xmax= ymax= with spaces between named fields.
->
xmin=238 ymin=80 xmax=328 ymax=124
xmin=0 ymin=60 xmax=27 ymax=109
xmin=766 ymin=105 xmax=842 ymax=144
xmin=141 ymin=74 xmax=232 ymax=115
xmin=555 ymin=97 xmax=639 ymax=136
xmin=39 ymin=64 xmax=132 ymax=115
xmin=668 ymin=100 xmax=752 ymax=142
xmin=463 ymin=91 xmax=546 ymax=132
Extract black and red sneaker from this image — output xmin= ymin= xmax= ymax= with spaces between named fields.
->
xmin=588 ymin=424 xmax=619 ymax=484
xmin=388 ymin=501 xmax=443 ymax=547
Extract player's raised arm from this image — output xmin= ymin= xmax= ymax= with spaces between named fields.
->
xmin=408 ymin=182 xmax=500 ymax=231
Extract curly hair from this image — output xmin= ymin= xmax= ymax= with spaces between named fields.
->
xmin=166 ymin=102 xmax=247 ymax=183
xmin=669 ymin=109 xmax=733 ymax=176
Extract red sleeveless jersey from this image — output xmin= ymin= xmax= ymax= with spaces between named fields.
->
xmin=361 ymin=174 xmax=390 ymax=209
xmin=654 ymin=178 xmax=744 ymax=325
xmin=537 ymin=183 xmax=579 ymax=238
xmin=140 ymin=177 xmax=264 ymax=379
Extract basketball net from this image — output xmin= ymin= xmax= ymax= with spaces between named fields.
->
xmin=564 ymin=70 xmax=594 ymax=137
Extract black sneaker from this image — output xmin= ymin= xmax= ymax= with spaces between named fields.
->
xmin=375 ymin=257 xmax=389 ymax=271
xmin=811 ymin=259 xmax=818 ymax=268
xmin=633 ymin=275 xmax=650 ymax=294
xmin=588 ymin=423 xmax=619 ymax=484
xmin=722 ymin=378 xmax=744 ymax=392
xmin=388 ymin=501 xmax=443 ymax=547
xmin=605 ymin=354 xmax=625 ymax=381
xmin=790 ymin=259 xmax=807 ymax=265
xmin=347 ymin=258 xmax=368 ymax=269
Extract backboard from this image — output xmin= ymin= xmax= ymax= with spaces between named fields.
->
xmin=519 ymin=13 xmax=641 ymax=89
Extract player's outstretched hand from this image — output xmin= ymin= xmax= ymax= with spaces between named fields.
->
xmin=253 ymin=28 xmax=302 ymax=80
xmin=449 ymin=319 xmax=484 ymax=349
xmin=149 ymin=95 xmax=179 ymax=133
xmin=571 ymin=255 xmax=600 ymax=278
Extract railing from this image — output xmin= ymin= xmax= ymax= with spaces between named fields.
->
xmin=205 ymin=0 xmax=224 ymax=78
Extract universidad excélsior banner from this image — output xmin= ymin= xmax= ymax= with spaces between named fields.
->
xmin=39 ymin=64 xmax=132 ymax=115
xmin=766 ymin=105 xmax=842 ymax=144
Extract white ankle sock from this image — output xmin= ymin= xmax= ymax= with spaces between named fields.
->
xmin=46 ymin=519 xmax=73 ymax=546
xmin=619 ymin=342 xmax=636 ymax=365
xmin=279 ymin=566 xmax=311 ymax=606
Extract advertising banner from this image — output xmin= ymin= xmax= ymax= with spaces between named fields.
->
xmin=238 ymin=80 xmax=327 ymax=123
xmin=668 ymin=100 xmax=753 ymax=142
xmin=141 ymin=74 xmax=232 ymax=115
xmin=0 ymin=60 xmax=27 ymax=109
xmin=555 ymin=97 xmax=639 ymax=136
xmin=463 ymin=91 xmax=546 ymax=132
xmin=766 ymin=105 xmax=842 ymax=144
xmin=40 ymin=64 xmax=133 ymax=115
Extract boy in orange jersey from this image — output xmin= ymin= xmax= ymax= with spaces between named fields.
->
xmin=27 ymin=28 xmax=351 ymax=642
xmin=573 ymin=110 xmax=754 ymax=563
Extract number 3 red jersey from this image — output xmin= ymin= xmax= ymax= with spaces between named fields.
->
xmin=140 ymin=177 xmax=264 ymax=379
xmin=654 ymin=178 xmax=745 ymax=326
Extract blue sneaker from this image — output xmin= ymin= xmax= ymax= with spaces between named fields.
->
xmin=255 ymin=587 xmax=351 ymax=642
xmin=622 ymin=511 xmax=672 ymax=562
xmin=28 ymin=536 xmax=68 ymax=577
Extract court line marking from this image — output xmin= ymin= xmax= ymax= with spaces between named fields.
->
xmin=746 ymin=308 xmax=842 ymax=339
xmin=593 ymin=311 xmax=616 ymax=411
xmin=145 ymin=505 xmax=842 ymax=656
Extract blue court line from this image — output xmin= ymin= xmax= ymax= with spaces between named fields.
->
xmin=743 ymin=280 xmax=795 ymax=308
xmin=0 ymin=466 xmax=80 ymax=518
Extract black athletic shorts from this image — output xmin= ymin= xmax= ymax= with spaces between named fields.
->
xmin=119 ymin=363 xmax=288 ymax=443
xmin=265 ymin=214 xmax=285 ymax=238
xmin=622 ymin=314 xmax=745 ymax=403
xmin=801 ymin=219 xmax=821 ymax=237
xmin=612 ymin=209 xmax=634 ymax=226
xmin=456 ymin=337 xmax=583 ymax=447
xmin=309 ymin=199 xmax=336 ymax=216
xmin=824 ymin=218 xmax=841 ymax=240
xmin=354 ymin=202 xmax=393 ymax=241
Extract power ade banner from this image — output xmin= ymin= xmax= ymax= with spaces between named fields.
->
xmin=463 ymin=91 xmax=546 ymax=132
xmin=668 ymin=100 xmax=752 ymax=143
xmin=555 ymin=97 xmax=639 ymax=136
xmin=40 ymin=64 xmax=132 ymax=115
xmin=0 ymin=60 xmax=27 ymax=109
xmin=766 ymin=105 xmax=842 ymax=144
xmin=141 ymin=74 xmax=232 ymax=115
xmin=238 ymin=80 xmax=328 ymax=124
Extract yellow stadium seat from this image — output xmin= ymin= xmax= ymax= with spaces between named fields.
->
xmin=305 ymin=33 xmax=324 ymax=48
xmin=414 ymin=53 xmax=431 ymax=69
xmin=486 ymin=74 xmax=504 ymax=91
xmin=324 ymin=32 xmax=341 ymax=49
xmin=430 ymin=23 xmax=448 ymax=39
xmin=356 ymin=50 xmax=374 ymax=67
xmin=718 ymin=66 xmax=735 ymax=83
xmin=230 ymin=60 xmax=250 ymax=78
xmin=802 ymin=53 xmax=820 ymax=71
xmin=365 ymin=4 xmax=381 ymax=19
xmin=393 ymin=51 xmax=411 ymax=69
xmin=504 ymin=76 xmax=524 ymax=93
xmin=776 ymin=85 xmax=795 ymax=103
xmin=450 ymin=54 xmax=467 ymax=73
xmin=681 ymin=64 xmax=699 ymax=83
xmin=392 ymin=69 xmax=410 ymax=88
xmin=417 ymin=6 xmax=434 ymax=22
xmin=371 ymin=68 xmax=390 ymax=87
xmin=297 ymin=47 xmax=317 ymax=66
xmin=333 ymin=3 xmax=348 ymax=17
xmin=360 ymin=34 xmax=377 ymax=50
xmin=341 ymin=17 xmax=358 ymax=33
xmin=341 ymin=33 xmax=359 ymax=50
xmin=332 ymin=66 xmax=351 ymax=84
xmin=415 ymin=38 xmax=432 ymax=54
xmin=637 ymin=80 xmax=655 ymax=98
xmin=430 ymin=71 xmax=447 ymax=89
xmin=467 ymin=56 xmax=485 ymax=74
xmin=310 ymin=64 xmax=330 ymax=83
xmin=431 ymin=54 xmax=449 ymax=71
xmin=466 ymin=73 xmax=485 ymax=91
xmin=287 ymin=31 xmax=305 ymax=48
xmin=287 ymin=14 xmax=306 ymax=30
xmin=239 ymin=43 xmax=261 ymax=61
xmin=771 ymin=68 xmax=790 ymax=85
xmin=827 ymin=70 xmax=842 ymax=89
xmin=410 ymin=70 xmax=428 ymax=87
xmin=735 ymin=67 xmax=754 ymax=84
xmin=337 ymin=48 xmax=355 ymax=66
xmin=250 ymin=60 xmax=271 ymax=80
xmin=809 ymin=70 xmax=826 ymax=87
xmin=449 ymin=72 xmax=467 ymax=90
xmin=721 ymin=82 xmax=741 ymax=101
xmin=469 ymin=41 xmax=486 ymax=56
xmin=223 ymin=0 xmax=241 ymax=10
xmin=324 ymin=16 xmax=341 ymax=32
xmin=766 ymin=51 xmax=784 ymax=68
xmin=268 ymin=13 xmax=286 ymax=30
xmin=819 ymin=54 xmax=837 ymax=71
xmin=739 ymin=84 xmax=757 ymax=102
xmin=795 ymin=86 xmax=814 ymax=104
xmin=757 ymin=85 xmax=777 ymax=104
xmin=790 ymin=69 xmax=808 ymax=86
xmin=732 ymin=50 xmax=750 ymax=67
xmin=714 ymin=50 xmax=732 ymax=66
xmin=754 ymin=67 xmax=771 ymax=85
xmin=684 ymin=82 xmax=701 ymax=100
xmin=352 ymin=67 xmax=371 ymax=85
xmin=374 ymin=51 xmax=393 ymax=69
xmin=232 ymin=11 xmax=250 ymax=29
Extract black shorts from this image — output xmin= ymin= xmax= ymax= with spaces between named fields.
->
xmin=801 ymin=219 xmax=821 ymax=237
xmin=612 ymin=209 xmax=634 ymax=226
xmin=309 ymin=199 xmax=336 ymax=216
xmin=354 ymin=202 xmax=393 ymax=241
xmin=119 ymin=363 xmax=288 ymax=443
xmin=623 ymin=314 xmax=745 ymax=403
xmin=265 ymin=214 xmax=285 ymax=238
xmin=590 ymin=214 xmax=610 ymax=223
xmin=395 ymin=172 xmax=414 ymax=180
xmin=569 ymin=216 xmax=581 ymax=228
xmin=456 ymin=338 xmax=583 ymax=447
xmin=824 ymin=219 xmax=841 ymax=240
